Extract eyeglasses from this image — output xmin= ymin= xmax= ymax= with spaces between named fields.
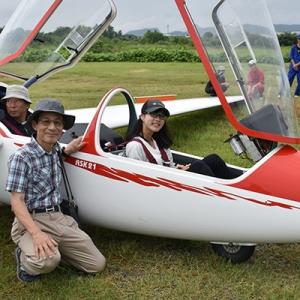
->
xmin=38 ymin=118 xmax=64 ymax=128
xmin=148 ymin=112 xmax=168 ymax=120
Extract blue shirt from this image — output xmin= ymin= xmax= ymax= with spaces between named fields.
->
xmin=289 ymin=44 xmax=300 ymax=64
xmin=6 ymin=137 xmax=62 ymax=211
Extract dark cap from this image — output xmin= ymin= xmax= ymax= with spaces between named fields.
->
xmin=141 ymin=100 xmax=170 ymax=117
xmin=28 ymin=98 xmax=75 ymax=130
xmin=297 ymin=34 xmax=300 ymax=40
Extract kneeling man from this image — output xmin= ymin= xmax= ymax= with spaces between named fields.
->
xmin=6 ymin=99 xmax=106 ymax=282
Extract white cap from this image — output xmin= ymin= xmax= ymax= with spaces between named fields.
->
xmin=248 ymin=59 xmax=257 ymax=66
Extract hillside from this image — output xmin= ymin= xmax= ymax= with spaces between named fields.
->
xmin=125 ymin=24 xmax=300 ymax=37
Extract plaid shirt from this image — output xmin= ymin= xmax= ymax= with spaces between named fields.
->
xmin=6 ymin=137 xmax=62 ymax=211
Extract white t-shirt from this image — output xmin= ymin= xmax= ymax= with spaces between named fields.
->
xmin=126 ymin=137 xmax=175 ymax=167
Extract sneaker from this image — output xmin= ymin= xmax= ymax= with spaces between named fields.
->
xmin=15 ymin=247 xmax=40 ymax=283
xmin=295 ymin=95 xmax=299 ymax=98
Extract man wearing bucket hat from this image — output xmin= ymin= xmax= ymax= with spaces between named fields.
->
xmin=6 ymin=99 xmax=106 ymax=282
xmin=287 ymin=34 xmax=300 ymax=97
xmin=0 ymin=84 xmax=34 ymax=136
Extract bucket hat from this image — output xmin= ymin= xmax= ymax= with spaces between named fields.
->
xmin=28 ymin=98 xmax=75 ymax=130
xmin=141 ymin=99 xmax=170 ymax=117
xmin=2 ymin=85 xmax=31 ymax=103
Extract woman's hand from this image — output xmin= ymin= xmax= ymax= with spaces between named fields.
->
xmin=176 ymin=163 xmax=191 ymax=171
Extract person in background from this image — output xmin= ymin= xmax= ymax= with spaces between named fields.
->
xmin=246 ymin=60 xmax=265 ymax=99
xmin=287 ymin=34 xmax=300 ymax=98
xmin=205 ymin=65 xmax=230 ymax=97
xmin=126 ymin=100 xmax=241 ymax=179
xmin=0 ymin=84 xmax=33 ymax=136
xmin=6 ymin=99 xmax=106 ymax=282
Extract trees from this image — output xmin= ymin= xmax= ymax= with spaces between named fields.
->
xmin=142 ymin=30 xmax=167 ymax=43
xmin=278 ymin=32 xmax=298 ymax=46
xmin=103 ymin=25 xmax=122 ymax=38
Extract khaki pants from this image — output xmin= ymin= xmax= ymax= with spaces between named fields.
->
xmin=11 ymin=212 xmax=106 ymax=276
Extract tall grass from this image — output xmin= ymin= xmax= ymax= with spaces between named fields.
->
xmin=1 ymin=62 xmax=300 ymax=299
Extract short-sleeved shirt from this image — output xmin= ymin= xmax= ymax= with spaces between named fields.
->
xmin=247 ymin=68 xmax=264 ymax=87
xmin=126 ymin=137 xmax=176 ymax=167
xmin=6 ymin=137 xmax=62 ymax=211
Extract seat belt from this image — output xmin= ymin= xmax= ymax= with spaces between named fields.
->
xmin=132 ymin=137 xmax=170 ymax=166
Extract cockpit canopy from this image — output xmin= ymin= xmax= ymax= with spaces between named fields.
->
xmin=0 ymin=0 xmax=116 ymax=84
xmin=1 ymin=0 xmax=299 ymax=144
xmin=182 ymin=0 xmax=300 ymax=143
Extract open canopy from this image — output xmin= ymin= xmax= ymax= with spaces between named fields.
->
xmin=177 ymin=0 xmax=300 ymax=144
xmin=0 ymin=0 xmax=116 ymax=85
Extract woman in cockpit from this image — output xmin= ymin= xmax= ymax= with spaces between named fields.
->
xmin=125 ymin=99 xmax=241 ymax=179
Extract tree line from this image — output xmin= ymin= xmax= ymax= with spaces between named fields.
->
xmin=0 ymin=26 xmax=297 ymax=63
xmin=0 ymin=25 xmax=298 ymax=46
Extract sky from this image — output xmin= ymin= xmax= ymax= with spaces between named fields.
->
xmin=0 ymin=0 xmax=299 ymax=34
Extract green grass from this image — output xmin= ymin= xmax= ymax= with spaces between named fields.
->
xmin=1 ymin=62 xmax=300 ymax=299
xmin=1 ymin=206 xmax=300 ymax=299
xmin=1 ymin=62 xmax=242 ymax=108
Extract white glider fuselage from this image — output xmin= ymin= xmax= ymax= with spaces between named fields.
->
xmin=1 ymin=0 xmax=300 ymax=264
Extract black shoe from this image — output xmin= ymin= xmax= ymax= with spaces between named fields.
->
xmin=15 ymin=247 xmax=40 ymax=283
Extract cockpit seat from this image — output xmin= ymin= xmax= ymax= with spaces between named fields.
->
xmin=60 ymin=122 xmax=124 ymax=152
xmin=100 ymin=123 xmax=124 ymax=151
xmin=240 ymin=104 xmax=288 ymax=136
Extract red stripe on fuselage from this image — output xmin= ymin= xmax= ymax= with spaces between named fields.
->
xmin=67 ymin=156 xmax=300 ymax=210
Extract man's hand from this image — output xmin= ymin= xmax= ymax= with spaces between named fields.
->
xmin=11 ymin=192 xmax=58 ymax=259
xmin=32 ymin=230 xmax=58 ymax=259
xmin=292 ymin=61 xmax=300 ymax=71
xmin=63 ymin=136 xmax=87 ymax=155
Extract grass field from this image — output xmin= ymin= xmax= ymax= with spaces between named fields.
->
xmin=1 ymin=62 xmax=241 ymax=108
xmin=1 ymin=62 xmax=300 ymax=299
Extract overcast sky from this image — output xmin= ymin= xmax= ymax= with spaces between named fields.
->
xmin=1 ymin=0 xmax=299 ymax=33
